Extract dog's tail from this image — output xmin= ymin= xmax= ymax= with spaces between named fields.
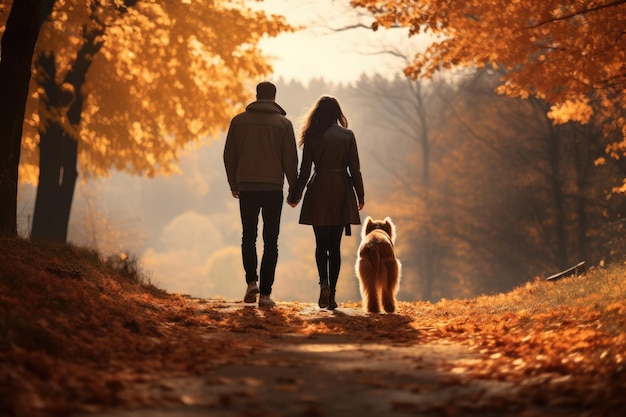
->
xmin=370 ymin=245 xmax=381 ymax=275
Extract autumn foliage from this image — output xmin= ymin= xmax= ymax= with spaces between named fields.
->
xmin=351 ymin=0 xmax=626 ymax=190
xmin=0 ymin=0 xmax=295 ymax=182
xmin=1 ymin=237 xmax=625 ymax=416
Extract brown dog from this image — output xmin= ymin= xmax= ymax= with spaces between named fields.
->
xmin=355 ymin=217 xmax=402 ymax=313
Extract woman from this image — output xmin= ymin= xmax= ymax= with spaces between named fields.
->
xmin=288 ymin=96 xmax=365 ymax=310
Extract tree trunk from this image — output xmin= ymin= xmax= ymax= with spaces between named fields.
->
xmin=30 ymin=124 xmax=78 ymax=241
xmin=574 ymin=136 xmax=588 ymax=263
xmin=30 ymin=23 xmax=104 ymax=242
xmin=30 ymin=51 xmax=78 ymax=241
xmin=546 ymin=123 xmax=569 ymax=269
xmin=0 ymin=0 xmax=55 ymax=237
xmin=531 ymin=97 xmax=569 ymax=269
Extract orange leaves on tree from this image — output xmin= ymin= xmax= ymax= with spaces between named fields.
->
xmin=350 ymin=0 xmax=626 ymax=177
xmin=0 ymin=0 xmax=296 ymax=184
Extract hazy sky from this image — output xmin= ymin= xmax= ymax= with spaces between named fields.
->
xmin=253 ymin=0 xmax=424 ymax=83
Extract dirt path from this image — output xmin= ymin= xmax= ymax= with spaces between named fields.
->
xmin=74 ymin=301 xmax=522 ymax=417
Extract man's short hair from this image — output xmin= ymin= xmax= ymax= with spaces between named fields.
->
xmin=256 ymin=81 xmax=276 ymax=100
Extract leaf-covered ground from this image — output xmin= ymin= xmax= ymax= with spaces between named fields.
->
xmin=1 ymin=237 xmax=625 ymax=416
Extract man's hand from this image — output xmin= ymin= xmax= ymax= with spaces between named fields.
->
xmin=231 ymin=190 xmax=239 ymax=198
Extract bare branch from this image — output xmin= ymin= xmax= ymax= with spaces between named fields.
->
xmin=327 ymin=23 xmax=372 ymax=32
xmin=529 ymin=0 xmax=626 ymax=28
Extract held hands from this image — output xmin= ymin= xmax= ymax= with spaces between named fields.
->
xmin=286 ymin=200 xmax=361 ymax=209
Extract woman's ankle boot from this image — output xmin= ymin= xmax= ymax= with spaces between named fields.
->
xmin=318 ymin=285 xmax=330 ymax=308
xmin=328 ymin=289 xmax=337 ymax=310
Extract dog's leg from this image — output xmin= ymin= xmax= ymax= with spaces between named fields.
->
xmin=366 ymin=289 xmax=380 ymax=313
xmin=381 ymin=260 xmax=400 ymax=313
xmin=366 ymin=273 xmax=381 ymax=314
xmin=358 ymin=260 xmax=380 ymax=313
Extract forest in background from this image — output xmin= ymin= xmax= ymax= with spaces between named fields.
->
xmin=16 ymin=72 xmax=626 ymax=302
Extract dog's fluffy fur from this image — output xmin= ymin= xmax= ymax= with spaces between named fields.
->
xmin=355 ymin=216 xmax=402 ymax=313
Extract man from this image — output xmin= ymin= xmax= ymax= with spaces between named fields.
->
xmin=223 ymin=81 xmax=298 ymax=307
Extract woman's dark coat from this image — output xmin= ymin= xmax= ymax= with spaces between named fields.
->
xmin=288 ymin=124 xmax=364 ymax=226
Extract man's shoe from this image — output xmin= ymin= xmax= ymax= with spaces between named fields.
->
xmin=244 ymin=282 xmax=259 ymax=303
xmin=318 ymin=285 xmax=330 ymax=308
xmin=258 ymin=294 xmax=276 ymax=307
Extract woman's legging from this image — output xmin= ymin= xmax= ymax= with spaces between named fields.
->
xmin=313 ymin=225 xmax=344 ymax=289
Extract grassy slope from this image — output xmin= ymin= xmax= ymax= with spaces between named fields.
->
xmin=1 ymin=236 xmax=625 ymax=416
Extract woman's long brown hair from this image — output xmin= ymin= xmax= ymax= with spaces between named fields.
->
xmin=299 ymin=96 xmax=348 ymax=149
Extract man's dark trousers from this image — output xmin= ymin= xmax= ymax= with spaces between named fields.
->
xmin=239 ymin=190 xmax=283 ymax=295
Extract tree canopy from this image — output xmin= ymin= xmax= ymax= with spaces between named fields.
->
xmin=1 ymin=0 xmax=294 ymax=183
xmin=351 ymin=0 xmax=626 ymax=190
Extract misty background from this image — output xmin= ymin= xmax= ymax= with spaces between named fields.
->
xmin=15 ymin=72 xmax=626 ymax=303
